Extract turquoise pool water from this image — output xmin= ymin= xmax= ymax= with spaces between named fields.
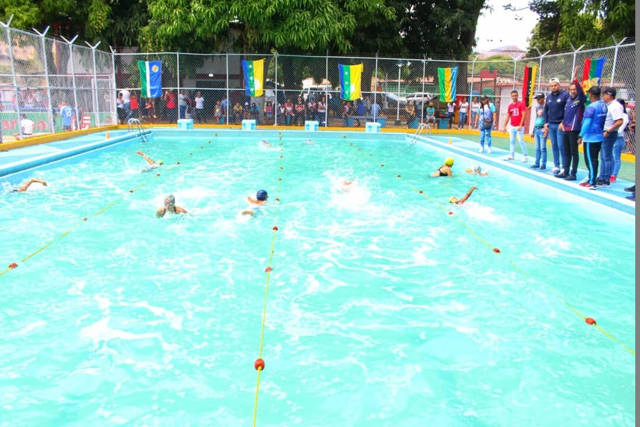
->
xmin=0 ymin=130 xmax=634 ymax=425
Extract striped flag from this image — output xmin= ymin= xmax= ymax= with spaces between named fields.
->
xmin=521 ymin=65 xmax=538 ymax=107
xmin=581 ymin=57 xmax=605 ymax=92
xmin=242 ymin=59 xmax=265 ymax=97
xmin=137 ymin=60 xmax=162 ymax=98
xmin=338 ymin=63 xmax=363 ymax=100
xmin=438 ymin=67 xmax=457 ymax=102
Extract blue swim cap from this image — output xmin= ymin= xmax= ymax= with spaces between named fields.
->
xmin=256 ymin=190 xmax=268 ymax=201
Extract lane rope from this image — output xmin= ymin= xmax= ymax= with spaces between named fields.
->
xmin=347 ymin=137 xmax=635 ymax=356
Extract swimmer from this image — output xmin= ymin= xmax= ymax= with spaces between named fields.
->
xmin=341 ymin=180 xmax=354 ymax=192
xmin=137 ymin=151 xmax=163 ymax=170
xmin=241 ymin=189 xmax=268 ymax=216
xmin=465 ymin=166 xmax=489 ymax=176
xmin=260 ymin=139 xmax=272 ymax=146
xmin=11 ymin=178 xmax=47 ymax=192
xmin=449 ymin=186 xmax=477 ymax=205
xmin=431 ymin=157 xmax=454 ymax=177
xmin=304 ymin=138 xmax=315 ymax=145
xmin=156 ymin=194 xmax=187 ymax=217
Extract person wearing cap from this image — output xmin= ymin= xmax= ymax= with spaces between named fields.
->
xmin=449 ymin=186 xmax=477 ymax=205
xmin=530 ymin=93 xmax=547 ymax=169
xmin=501 ymin=90 xmax=528 ymax=162
xmin=137 ymin=151 xmax=163 ymax=171
xmin=10 ymin=178 xmax=48 ymax=193
xmin=597 ymin=87 xmax=625 ymax=186
xmin=543 ymin=77 xmax=570 ymax=174
xmin=156 ymin=194 xmax=187 ymax=217
xmin=474 ymin=96 xmax=496 ymax=153
xmin=611 ymin=99 xmax=630 ymax=183
xmin=556 ymin=71 xmax=585 ymax=180
xmin=431 ymin=158 xmax=454 ymax=177
xmin=242 ymin=190 xmax=269 ymax=216
xmin=578 ymin=87 xmax=607 ymax=189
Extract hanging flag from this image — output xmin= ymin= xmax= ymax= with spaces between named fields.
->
xmin=521 ymin=65 xmax=538 ymax=107
xmin=338 ymin=63 xmax=363 ymax=100
xmin=438 ymin=67 xmax=458 ymax=102
xmin=137 ymin=60 xmax=162 ymax=98
xmin=581 ymin=57 xmax=605 ymax=92
xmin=242 ymin=59 xmax=265 ymax=97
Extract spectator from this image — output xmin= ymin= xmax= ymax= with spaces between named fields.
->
xmin=354 ymin=100 xmax=365 ymax=127
xmin=474 ymin=96 xmax=496 ymax=153
xmin=14 ymin=114 xmax=34 ymax=139
xmin=597 ymin=87 xmax=625 ymax=186
xmin=294 ymin=97 xmax=305 ymax=125
xmin=530 ymin=93 xmax=547 ymax=170
xmin=119 ymin=89 xmax=131 ymax=120
xmin=214 ymin=100 xmax=223 ymax=123
xmin=194 ymin=91 xmax=205 ymax=123
xmin=60 ymin=100 xmax=73 ymax=131
xmin=264 ymin=101 xmax=274 ymax=123
xmin=165 ymin=90 xmax=177 ymax=122
xmin=405 ymin=100 xmax=416 ymax=128
xmin=544 ymin=77 xmax=570 ymax=174
xmin=470 ymin=97 xmax=480 ymax=128
xmin=458 ymin=98 xmax=469 ymax=129
xmin=447 ymin=102 xmax=455 ymax=128
xmin=307 ymin=97 xmax=317 ymax=121
xmin=221 ymin=96 xmax=228 ymax=123
xmin=144 ymin=98 xmax=156 ymax=122
xmin=242 ymin=102 xmax=251 ymax=120
xmin=343 ymin=101 xmax=352 ymax=127
xmin=178 ymin=91 xmax=188 ymax=119
xmin=117 ymin=93 xmax=126 ymax=124
xmin=130 ymin=92 xmax=139 ymax=119
xmin=578 ymin=86 xmax=607 ymax=189
xmin=284 ymin=99 xmax=294 ymax=125
xmin=425 ymin=102 xmax=436 ymax=126
xmin=371 ymin=99 xmax=381 ymax=121
xmin=233 ymin=102 xmax=243 ymax=123
xmin=610 ymin=99 xmax=629 ymax=183
xmin=317 ymin=97 xmax=327 ymax=125
xmin=556 ymin=75 xmax=585 ymax=180
xmin=502 ymin=90 xmax=528 ymax=162
xmin=250 ymin=102 xmax=260 ymax=123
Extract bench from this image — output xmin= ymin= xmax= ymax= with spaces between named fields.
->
xmin=344 ymin=116 xmax=386 ymax=128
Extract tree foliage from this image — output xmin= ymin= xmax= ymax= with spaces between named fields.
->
xmin=527 ymin=0 xmax=635 ymax=55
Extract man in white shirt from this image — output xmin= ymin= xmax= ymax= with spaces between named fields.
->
xmin=447 ymin=102 xmax=455 ymax=128
xmin=194 ymin=91 xmax=205 ymax=123
xmin=14 ymin=114 xmax=34 ymax=139
xmin=119 ymin=89 xmax=131 ymax=120
xmin=597 ymin=87 xmax=624 ymax=185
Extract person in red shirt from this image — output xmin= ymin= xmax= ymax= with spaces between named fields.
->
xmin=130 ymin=92 xmax=139 ymax=119
xmin=164 ymin=90 xmax=177 ymax=122
xmin=502 ymin=90 xmax=528 ymax=162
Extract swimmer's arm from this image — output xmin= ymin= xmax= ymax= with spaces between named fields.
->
xmin=457 ymin=186 xmax=477 ymax=204
xmin=156 ymin=207 xmax=166 ymax=217
xmin=137 ymin=151 xmax=156 ymax=165
xmin=175 ymin=206 xmax=188 ymax=214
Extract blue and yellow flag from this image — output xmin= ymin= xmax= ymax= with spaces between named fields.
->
xmin=438 ymin=67 xmax=458 ymax=103
xmin=242 ymin=59 xmax=264 ymax=97
xmin=339 ymin=63 xmax=363 ymax=100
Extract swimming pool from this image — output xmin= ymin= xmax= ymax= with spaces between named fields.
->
xmin=0 ymin=129 xmax=634 ymax=425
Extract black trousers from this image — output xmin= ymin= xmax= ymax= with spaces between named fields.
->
xmin=562 ymin=130 xmax=580 ymax=175
xmin=584 ymin=141 xmax=601 ymax=185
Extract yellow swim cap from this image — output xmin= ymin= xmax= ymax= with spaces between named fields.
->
xmin=445 ymin=157 xmax=454 ymax=166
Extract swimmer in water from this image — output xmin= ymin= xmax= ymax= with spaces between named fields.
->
xmin=431 ymin=157 xmax=454 ymax=177
xmin=11 ymin=178 xmax=47 ymax=192
xmin=260 ymin=139 xmax=272 ymax=146
xmin=341 ymin=180 xmax=354 ymax=192
xmin=449 ymin=186 xmax=477 ymax=205
xmin=137 ymin=151 xmax=163 ymax=170
xmin=304 ymin=138 xmax=315 ymax=145
xmin=241 ymin=189 xmax=268 ymax=216
xmin=465 ymin=165 xmax=489 ymax=176
xmin=156 ymin=194 xmax=187 ymax=217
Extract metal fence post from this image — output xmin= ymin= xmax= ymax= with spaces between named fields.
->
xmin=469 ymin=56 xmax=477 ymax=126
xmin=535 ymin=49 xmax=550 ymax=93
xmin=109 ymin=46 xmax=118 ymax=125
xmin=570 ymin=44 xmax=584 ymax=81
xmin=325 ymin=50 xmax=329 ymax=127
xmin=511 ymin=57 xmax=517 ymax=91
xmin=274 ymin=52 xmax=278 ymax=126
xmin=33 ymin=26 xmax=55 ymax=134
xmin=86 ymin=41 xmax=101 ymax=128
xmin=610 ymin=37 xmax=627 ymax=86
xmin=420 ymin=56 xmax=426 ymax=123
xmin=225 ymin=53 xmax=229 ymax=125
xmin=373 ymin=52 xmax=378 ymax=122
xmin=176 ymin=51 xmax=180 ymax=122
xmin=61 ymin=35 xmax=80 ymax=130
xmin=2 ymin=16 xmax=23 ymax=140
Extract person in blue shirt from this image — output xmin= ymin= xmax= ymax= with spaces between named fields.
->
xmin=556 ymin=74 xmax=585 ymax=180
xmin=474 ymin=96 xmax=496 ymax=153
xmin=60 ymin=100 xmax=73 ymax=131
xmin=543 ymin=78 xmax=570 ymax=174
xmin=578 ymin=87 xmax=608 ymax=189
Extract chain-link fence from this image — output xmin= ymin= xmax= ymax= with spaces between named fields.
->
xmin=0 ymin=22 xmax=634 ymax=153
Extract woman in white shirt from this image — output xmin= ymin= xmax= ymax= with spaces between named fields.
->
xmin=447 ymin=102 xmax=455 ymax=128
xmin=458 ymin=100 xmax=469 ymax=129
xmin=194 ymin=91 xmax=205 ymax=123
xmin=471 ymin=98 xmax=481 ymax=129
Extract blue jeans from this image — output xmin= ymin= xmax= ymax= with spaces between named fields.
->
xmin=470 ymin=112 xmax=477 ymax=128
xmin=533 ymin=128 xmax=547 ymax=167
xmin=612 ymin=135 xmax=625 ymax=177
xmin=480 ymin=127 xmax=492 ymax=148
xmin=508 ymin=125 xmax=527 ymax=157
xmin=458 ymin=112 xmax=467 ymax=128
xmin=179 ymin=105 xmax=187 ymax=119
xmin=548 ymin=123 xmax=563 ymax=168
xmin=599 ymin=131 xmax=617 ymax=180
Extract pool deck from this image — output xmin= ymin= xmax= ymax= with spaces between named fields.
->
xmin=0 ymin=127 xmax=634 ymax=215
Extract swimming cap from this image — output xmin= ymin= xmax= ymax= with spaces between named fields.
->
xmin=165 ymin=194 xmax=175 ymax=206
xmin=449 ymin=196 xmax=457 ymax=203
xmin=256 ymin=190 xmax=268 ymax=201
xmin=474 ymin=166 xmax=482 ymax=173
xmin=157 ymin=160 xmax=164 ymax=165
xmin=445 ymin=158 xmax=454 ymax=166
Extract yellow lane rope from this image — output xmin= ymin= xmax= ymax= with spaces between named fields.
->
xmin=348 ymin=138 xmax=635 ymax=356
xmin=253 ymin=132 xmax=285 ymax=427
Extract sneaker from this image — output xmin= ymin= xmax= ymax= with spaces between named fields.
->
xmin=504 ymin=156 xmax=514 ymax=161
xmin=522 ymin=156 xmax=528 ymax=163
xmin=540 ymin=165 xmax=546 ymax=170
xmin=530 ymin=164 xmax=539 ymax=169
xmin=551 ymin=167 xmax=559 ymax=174
xmin=597 ymin=179 xmax=610 ymax=186
xmin=555 ymin=173 xmax=567 ymax=178
xmin=579 ymin=181 xmax=590 ymax=187
xmin=626 ymin=195 xmax=635 ymax=201
xmin=478 ymin=147 xmax=484 ymax=153
xmin=563 ymin=175 xmax=576 ymax=181
xmin=588 ymin=185 xmax=598 ymax=190
xmin=487 ymin=147 xmax=492 ymax=154
xmin=609 ymin=175 xmax=616 ymax=183
xmin=624 ymin=185 xmax=635 ymax=192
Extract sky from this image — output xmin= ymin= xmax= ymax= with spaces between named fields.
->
xmin=474 ymin=0 xmax=539 ymax=52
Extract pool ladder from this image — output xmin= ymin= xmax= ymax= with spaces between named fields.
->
xmin=127 ymin=118 xmax=148 ymax=142
xmin=410 ymin=122 xmax=429 ymax=143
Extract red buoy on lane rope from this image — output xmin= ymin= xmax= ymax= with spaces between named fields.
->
xmin=273 ymin=226 xmax=279 ymax=231
xmin=397 ymin=174 xmax=401 ymax=178
xmin=448 ymin=211 xmax=453 ymax=215
xmin=275 ymin=198 xmax=280 ymax=202
xmin=585 ymin=317 xmax=596 ymax=325
xmin=156 ymin=173 xmax=160 ymax=176
xmin=176 ymin=161 xmax=181 ymax=165
xmin=493 ymin=248 xmax=501 ymax=253
xmin=8 ymin=262 xmax=17 ymax=269
xmin=280 ymin=166 xmax=283 ymax=170
xmin=83 ymin=217 xmax=88 ymax=221
xmin=419 ymin=190 xmax=423 ymax=194
xmin=255 ymin=358 xmax=265 ymax=371
xmin=278 ymin=178 xmax=282 ymax=181
xmin=265 ymin=267 xmax=273 ymax=272
xmin=381 ymin=164 xmax=384 ymax=167
xmin=129 ymin=190 xmax=134 ymax=193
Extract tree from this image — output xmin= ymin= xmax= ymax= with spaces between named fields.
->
xmin=527 ymin=0 xmax=635 ymax=55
